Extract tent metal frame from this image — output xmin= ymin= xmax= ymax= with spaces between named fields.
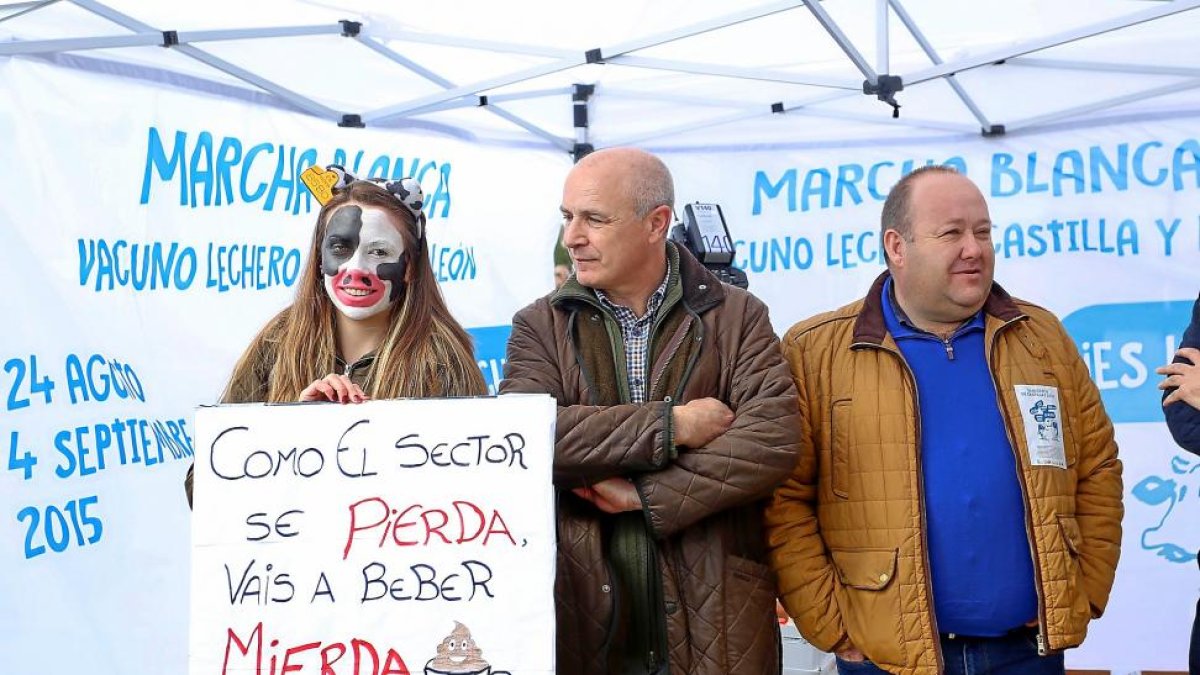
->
xmin=2 ymin=0 xmax=1199 ymax=151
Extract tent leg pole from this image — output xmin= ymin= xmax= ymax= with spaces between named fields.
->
xmin=572 ymin=83 xmax=595 ymax=161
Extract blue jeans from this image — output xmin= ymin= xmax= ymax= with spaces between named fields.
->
xmin=835 ymin=629 xmax=1065 ymax=675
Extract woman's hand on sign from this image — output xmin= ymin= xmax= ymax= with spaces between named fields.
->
xmin=300 ymin=374 xmax=369 ymax=403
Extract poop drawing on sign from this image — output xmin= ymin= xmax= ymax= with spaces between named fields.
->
xmin=424 ymin=621 xmax=510 ymax=675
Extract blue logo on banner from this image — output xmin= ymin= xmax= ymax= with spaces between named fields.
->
xmin=468 ymin=325 xmax=511 ymax=395
xmin=1131 ymin=454 xmax=1199 ymax=564
xmin=1061 ymin=300 xmax=1195 ymax=424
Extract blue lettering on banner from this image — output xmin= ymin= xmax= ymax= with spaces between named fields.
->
xmin=751 ymin=156 xmax=967 ymax=215
xmin=4 ymin=354 xmax=199 ymax=572
xmin=10 ymin=412 xmax=196 ymax=560
xmin=1061 ymin=300 xmax=1195 ymax=423
xmin=63 ymin=354 xmax=146 ymax=405
xmin=749 ymin=139 xmax=1199 ymax=219
xmin=991 ymin=217 xmax=1142 ymax=258
xmin=139 ymin=126 xmax=454 ymax=217
xmin=824 ymin=231 xmax=883 ymax=269
xmin=734 ymin=236 xmax=816 ymax=273
xmin=4 ymin=355 xmax=56 ymax=413
xmin=732 ymin=231 xmax=888 ymax=275
xmin=467 ymin=326 xmax=512 ymax=395
xmin=430 ymin=243 xmax=477 ymax=282
xmin=4 ymin=353 xmax=147 ymax=413
xmin=77 ymin=238 xmax=301 ymax=293
xmin=4 ymin=350 xmax=197 ymax=561
xmin=15 ymin=495 xmax=104 ymax=559
xmin=990 ymin=139 xmax=1200 ymax=198
xmin=7 ymin=411 xmax=195 ymax=488
xmin=52 ymin=417 xmax=194 ymax=478
xmin=730 ymin=211 xmax=1189 ymax=278
xmin=204 ymin=243 xmax=302 ymax=292
xmin=3 ymin=351 xmax=195 ymax=477
xmin=78 ymin=238 xmax=198 ymax=290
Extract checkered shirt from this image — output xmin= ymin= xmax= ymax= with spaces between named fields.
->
xmin=594 ymin=267 xmax=671 ymax=404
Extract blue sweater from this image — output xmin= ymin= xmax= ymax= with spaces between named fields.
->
xmin=882 ymin=279 xmax=1038 ymax=636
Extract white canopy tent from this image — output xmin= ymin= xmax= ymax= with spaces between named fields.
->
xmin=3 ymin=0 xmax=1200 ymax=153
xmin=3 ymin=3 xmax=1200 ymax=674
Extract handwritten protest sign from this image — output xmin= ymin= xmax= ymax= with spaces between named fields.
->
xmin=189 ymin=395 xmax=556 ymax=675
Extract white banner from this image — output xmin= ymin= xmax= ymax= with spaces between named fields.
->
xmin=3 ymin=52 xmax=1200 ymax=674
xmin=0 ymin=57 xmax=567 ymax=675
xmin=665 ymin=124 xmax=1200 ymax=671
xmin=190 ymin=396 xmax=556 ymax=675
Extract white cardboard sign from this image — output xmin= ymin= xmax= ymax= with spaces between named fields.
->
xmin=189 ymin=395 xmax=557 ymax=675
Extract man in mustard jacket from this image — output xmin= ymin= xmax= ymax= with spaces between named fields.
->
xmin=767 ymin=166 xmax=1123 ymax=674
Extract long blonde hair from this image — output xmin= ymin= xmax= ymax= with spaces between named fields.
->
xmin=222 ymin=181 xmax=486 ymax=403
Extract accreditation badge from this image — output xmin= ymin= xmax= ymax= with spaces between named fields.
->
xmin=1014 ymin=384 xmax=1068 ymax=469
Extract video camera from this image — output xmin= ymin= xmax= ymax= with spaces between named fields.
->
xmin=669 ymin=202 xmax=748 ymax=290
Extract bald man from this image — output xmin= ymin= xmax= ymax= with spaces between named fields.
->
xmin=501 ymin=148 xmax=799 ymax=674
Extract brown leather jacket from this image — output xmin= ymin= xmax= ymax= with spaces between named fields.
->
xmin=767 ymin=274 xmax=1123 ymax=674
xmin=500 ymin=244 xmax=800 ymax=674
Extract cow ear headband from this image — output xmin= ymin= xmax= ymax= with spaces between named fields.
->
xmin=300 ymin=164 xmax=427 ymax=239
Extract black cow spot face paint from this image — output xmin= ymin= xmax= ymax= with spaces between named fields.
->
xmin=321 ymin=205 xmax=407 ymax=321
xmin=322 ymin=206 xmax=361 ymax=276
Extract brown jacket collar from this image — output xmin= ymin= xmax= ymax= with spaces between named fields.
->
xmin=852 ymin=271 xmax=1025 ymax=345
xmin=552 ymin=242 xmax=726 ymax=316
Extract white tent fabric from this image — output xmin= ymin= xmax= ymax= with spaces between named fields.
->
xmin=4 ymin=0 xmax=1200 ymax=149
xmin=3 ymin=2 xmax=1200 ymax=674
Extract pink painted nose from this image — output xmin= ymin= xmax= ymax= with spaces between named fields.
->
xmin=339 ymin=269 xmax=375 ymax=287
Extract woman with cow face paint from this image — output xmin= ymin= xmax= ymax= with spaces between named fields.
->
xmin=238 ymin=176 xmax=485 ymax=403
xmin=185 ymin=175 xmax=486 ymax=506
xmin=302 ymin=198 xmax=416 ymax=402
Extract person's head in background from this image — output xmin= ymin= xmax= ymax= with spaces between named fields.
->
xmin=553 ymin=231 xmax=572 ymax=289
